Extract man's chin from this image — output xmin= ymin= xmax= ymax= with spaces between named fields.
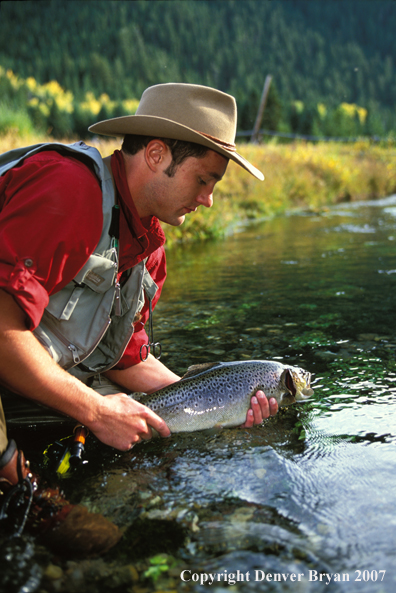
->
xmin=168 ymin=214 xmax=186 ymax=226
xmin=166 ymin=215 xmax=185 ymax=227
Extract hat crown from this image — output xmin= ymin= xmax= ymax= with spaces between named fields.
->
xmin=136 ymin=83 xmax=237 ymax=144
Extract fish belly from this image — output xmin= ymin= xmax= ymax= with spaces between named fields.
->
xmin=142 ymin=375 xmax=255 ymax=433
xmin=156 ymin=395 xmax=251 ymax=433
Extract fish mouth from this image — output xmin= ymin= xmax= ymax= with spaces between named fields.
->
xmin=285 ymin=370 xmax=297 ymax=397
xmin=284 ymin=368 xmax=314 ymax=401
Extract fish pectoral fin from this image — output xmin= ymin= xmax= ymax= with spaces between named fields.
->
xmin=182 ymin=362 xmax=224 ymax=379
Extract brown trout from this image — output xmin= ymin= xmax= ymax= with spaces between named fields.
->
xmin=139 ymin=360 xmax=314 ymax=433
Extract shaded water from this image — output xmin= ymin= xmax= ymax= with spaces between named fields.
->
xmin=2 ymin=196 xmax=396 ymax=592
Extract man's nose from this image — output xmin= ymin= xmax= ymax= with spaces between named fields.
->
xmin=196 ymin=191 xmax=213 ymax=208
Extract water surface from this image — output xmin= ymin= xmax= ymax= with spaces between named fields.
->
xmin=3 ymin=195 xmax=396 ymax=592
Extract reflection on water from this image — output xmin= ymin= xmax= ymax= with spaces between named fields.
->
xmin=3 ymin=196 xmax=396 ymax=592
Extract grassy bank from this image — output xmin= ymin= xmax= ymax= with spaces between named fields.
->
xmin=1 ymin=131 xmax=395 ymax=246
xmin=167 ymin=138 xmax=396 ymax=244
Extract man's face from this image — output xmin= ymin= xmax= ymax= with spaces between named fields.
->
xmin=146 ymin=148 xmax=229 ymax=226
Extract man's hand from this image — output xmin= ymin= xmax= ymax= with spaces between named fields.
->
xmin=240 ymin=390 xmax=278 ymax=428
xmin=88 ymin=392 xmax=171 ymax=451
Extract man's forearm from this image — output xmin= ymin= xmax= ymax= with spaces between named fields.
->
xmin=104 ymin=354 xmax=180 ymax=394
xmin=0 ymin=289 xmax=102 ymax=425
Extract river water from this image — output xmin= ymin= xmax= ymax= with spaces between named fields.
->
xmin=2 ymin=195 xmax=396 ymax=592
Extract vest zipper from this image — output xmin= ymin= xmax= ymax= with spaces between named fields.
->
xmin=85 ymin=317 xmax=112 ymax=360
xmin=95 ymin=322 xmax=135 ymax=374
xmin=68 ymin=343 xmax=81 ymax=364
xmin=40 ymin=321 xmax=82 ymax=365
xmin=41 ymin=317 xmax=112 ymax=368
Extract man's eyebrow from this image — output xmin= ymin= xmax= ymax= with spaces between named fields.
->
xmin=209 ymin=172 xmax=223 ymax=181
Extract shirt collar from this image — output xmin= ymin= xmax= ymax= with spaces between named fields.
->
xmin=110 ymin=150 xmax=165 ymax=270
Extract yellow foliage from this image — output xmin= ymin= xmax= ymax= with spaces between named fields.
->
xmin=35 ymin=80 xmax=74 ymax=113
xmin=80 ymin=92 xmax=102 ymax=115
xmin=0 ymin=69 xmax=139 ymax=121
xmin=26 ymin=77 xmax=38 ymax=92
xmin=339 ymin=102 xmax=367 ymax=124
xmin=122 ymin=99 xmax=140 ymax=114
xmin=293 ymin=100 xmax=304 ymax=113
xmin=80 ymin=91 xmax=102 ymax=115
xmin=317 ymin=103 xmax=327 ymax=118
xmin=80 ymin=92 xmax=117 ymax=116
xmin=356 ymin=106 xmax=367 ymax=124
xmin=5 ymin=68 xmax=23 ymax=90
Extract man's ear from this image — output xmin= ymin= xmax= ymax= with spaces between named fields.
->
xmin=145 ymin=140 xmax=169 ymax=171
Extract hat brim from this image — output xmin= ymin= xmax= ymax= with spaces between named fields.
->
xmin=88 ymin=115 xmax=264 ymax=181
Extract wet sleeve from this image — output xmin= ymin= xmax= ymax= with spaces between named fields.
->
xmin=114 ymin=246 xmax=167 ymax=369
xmin=0 ymin=151 xmax=103 ymax=329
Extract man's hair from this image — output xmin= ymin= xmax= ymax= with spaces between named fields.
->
xmin=121 ymin=134 xmax=209 ymax=177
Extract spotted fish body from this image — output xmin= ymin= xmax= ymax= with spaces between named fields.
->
xmin=139 ymin=360 xmax=313 ymax=433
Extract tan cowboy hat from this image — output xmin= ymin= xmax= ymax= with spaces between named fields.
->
xmin=88 ymin=83 xmax=264 ymax=180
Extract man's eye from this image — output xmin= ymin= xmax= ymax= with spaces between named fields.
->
xmin=198 ymin=178 xmax=207 ymax=185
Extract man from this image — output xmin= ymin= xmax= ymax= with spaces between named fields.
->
xmin=0 ymin=84 xmax=278 ymax=547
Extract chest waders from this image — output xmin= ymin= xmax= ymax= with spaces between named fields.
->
xmin=0 ymin=142 xmax=158 ymax=382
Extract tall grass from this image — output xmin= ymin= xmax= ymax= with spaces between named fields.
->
xmin=1 ymin=132 xmax=395 ymax=246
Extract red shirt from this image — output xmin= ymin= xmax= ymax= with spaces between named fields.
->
xmin=0 ymin=147 xmax=166 ymax=369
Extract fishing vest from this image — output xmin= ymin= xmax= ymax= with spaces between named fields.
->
xmin=0 ymin=141 xmax=158 ymax=381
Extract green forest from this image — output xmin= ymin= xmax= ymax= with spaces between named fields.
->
xmin=0 ymin=0 xmax=395 ymax=139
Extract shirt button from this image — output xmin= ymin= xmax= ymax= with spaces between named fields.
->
xmin=24 ymin=258 xmax=34 ymax=268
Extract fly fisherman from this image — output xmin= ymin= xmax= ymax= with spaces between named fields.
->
xmin=0 ymin=83 xmax=278 ymax=551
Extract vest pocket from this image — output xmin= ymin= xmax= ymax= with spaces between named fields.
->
xmin=46 ymin=252 xmax=118 ymax=321
xmin=73 ymin=251 xmax=118 ymax=292
xmin=34 ymin=322 xmax=82 ymax=369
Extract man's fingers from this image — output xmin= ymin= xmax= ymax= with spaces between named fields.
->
xmin=140 ymin=425 xmax=153 ymax=441
xmin=242 ymin=408 xmax=254 ymax=428
xmin=255 ymin=391 xmax=270 ymax=419
xmin=268 ymin=396 xmax=279 ymax=416
xmin=250 ymin=395 xmax=263 ymax=424
xmin=144 ymin=409 xmax=171 ymax=438
xmin=240 ymin=391 xmax=279 ymax=428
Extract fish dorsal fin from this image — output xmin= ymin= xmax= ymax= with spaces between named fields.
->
xmin=182 ymin=362 xmax=223 ymax=379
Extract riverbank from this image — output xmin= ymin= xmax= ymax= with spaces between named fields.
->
xmin=1 ymin=132 xmax=395 ymax=245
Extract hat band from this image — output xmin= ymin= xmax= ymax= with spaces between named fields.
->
xmin=197 ymin=131 xmax=237 ymax=152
